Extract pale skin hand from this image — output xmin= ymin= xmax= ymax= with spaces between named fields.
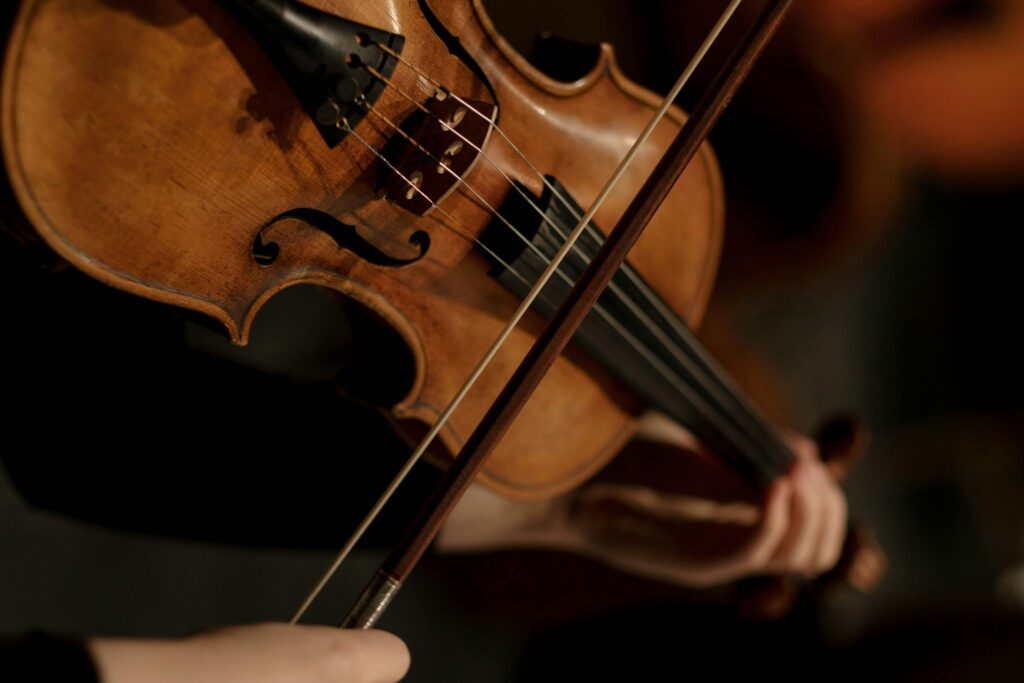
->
xmin=88 ymin=623 xmax=410 ymax=683
xmin=565 ymin=417 xmax=848 ymax=587
xmin=438 ymin=413 xmax=848 ymax=588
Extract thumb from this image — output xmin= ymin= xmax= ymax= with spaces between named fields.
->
xmin=332 ymin=630 xmax=411 ymax=683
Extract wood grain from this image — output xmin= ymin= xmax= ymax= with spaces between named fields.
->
xmin=2 ymin=0 xmax=723 ymax=499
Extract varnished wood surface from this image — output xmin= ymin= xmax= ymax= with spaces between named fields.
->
xmin=2 ymin=0 xmax=723 ymax=499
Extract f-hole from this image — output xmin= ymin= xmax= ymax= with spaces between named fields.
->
xmin=252 ymin=208 xmax=430 ymax=268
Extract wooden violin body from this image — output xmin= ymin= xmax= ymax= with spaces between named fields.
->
xmin=3 ymin=0 xmax=723 ymax=498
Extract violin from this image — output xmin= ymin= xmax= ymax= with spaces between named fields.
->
xmin=1 ymin=0 xmax=877 ymax=625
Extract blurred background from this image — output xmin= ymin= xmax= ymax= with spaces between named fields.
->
xmin=3 ymin=0 xmax=1024 ymax=679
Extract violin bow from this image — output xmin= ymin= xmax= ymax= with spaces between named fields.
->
xmin=340 ymin=0 xmax=797 ymax=628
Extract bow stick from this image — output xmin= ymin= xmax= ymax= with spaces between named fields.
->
xmin=341 ymin=0 xmax=797 ymax=628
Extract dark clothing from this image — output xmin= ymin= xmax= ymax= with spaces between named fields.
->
xmin=0 ymin=212 xmax=444 ymax=676
xmin=0 ymin=633 xmax=99 ymax=682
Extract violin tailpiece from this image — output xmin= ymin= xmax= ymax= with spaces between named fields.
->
xmin=218 ymin=0 xmax=405 ymax=148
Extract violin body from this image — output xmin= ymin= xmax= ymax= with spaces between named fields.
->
xmin=2 ymin=0 xmax=723 ymax=498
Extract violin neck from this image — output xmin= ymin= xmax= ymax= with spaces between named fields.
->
xmin=481 ymin=176 xmax=794 ymax=486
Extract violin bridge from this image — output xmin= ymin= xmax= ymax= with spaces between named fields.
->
xmin=377 ymin=96 xmax=497 ymax=216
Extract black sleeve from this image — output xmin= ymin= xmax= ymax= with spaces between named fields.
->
xmin=0 ymin=0 xmax=443 ymax=550
xmin=0 ymin=228 xmax=439 ymax=550
xmin=0 ymin=633 xmax=99 ymax=683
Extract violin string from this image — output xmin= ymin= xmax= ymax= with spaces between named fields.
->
xmin=367 ymin=0 xmax=791 ymax=467
xmin=293 ymin=8 xmax=749 ymax=622
xmin=354 ymin=98 xmax=774 ymax=469
xmin=361 ymin=23 xmax=792 ymax=469
xmin=371 ymin=8 xmax=747 ymax=369
xmin=293 ymin=104 xmax=770 ymax=624
xmin=291 ymin=117 xmax=758 ymax=623
xmin=290 ymin=117 xmax=545 ymax=624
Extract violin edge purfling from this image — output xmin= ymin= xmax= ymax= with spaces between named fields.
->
xmin=1 ymin=0 xmax=723 ymax=500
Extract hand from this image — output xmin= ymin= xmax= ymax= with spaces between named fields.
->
xmin=438 ymin=414 xmax=848 ymax=589
xmin=559 ymin=415 xmax=848 ymax=588
xmin=803 ymin=0 xmax=1024 ymax=180
xmin=88 ymin=623 xmax=410 ymax=683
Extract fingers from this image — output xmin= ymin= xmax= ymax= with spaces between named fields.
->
xmin=326 ymin=629 xmax=411 ymax=683
xmin=739 ymin=477 xmax=793 ymax=574
xmin=814 ymin=467 xmax=849 ymax=572
xmin=215 ymin=624 xmax=411 ymax=683
xmin=761 ymin=451 xmax=848 ymax=577
xmin=503 ymin=428 xmax=849 ymax=589
xmin=117 ymin=623 xmax=413 ymax=683
xmin=775 ymin=435 xmax=829 ymax=574
xmin=560 ymin=436 xmax=849 ymax=586
xmin=787 ymin=432 xmax=819 ymax=463
xmin=557 ymin=477 xmax=786 ymax=588
xmin=803 ymin=434 xmax=842 ymax=572
xmin=765 ymin=460 xmax=825 ymax=575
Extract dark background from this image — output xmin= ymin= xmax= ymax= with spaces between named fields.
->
xmin=3 ymin=0 xmax=1024 ymax=680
